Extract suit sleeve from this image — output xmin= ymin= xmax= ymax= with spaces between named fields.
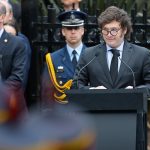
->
xmin=142 ymin=49 xmax=150 ymax=81
xmin=136 ymin=49 xmax=150 ymax=94
xmin=4 ymin=37 xmax=28 ymax=90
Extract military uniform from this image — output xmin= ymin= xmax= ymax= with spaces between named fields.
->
xmin=51 ymin=44 xmax=86 ymax=85
xmin=52 ymin=10 xmax=87 ymax=84
xmin=41 ymin=10 xmax=88 ymax=106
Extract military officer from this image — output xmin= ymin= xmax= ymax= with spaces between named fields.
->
xmin=41 ymin=10 xmax=87 ymax=107
xmin=51 ymin=10 xmax=87 ymax=85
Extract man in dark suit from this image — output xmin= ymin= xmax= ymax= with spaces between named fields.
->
xmin=73 ymin=6 xmax=150 ymax=91
xmin=0 ymin=2 xmax=28 ymax=112
xmin=41 ymin=10 xmax=87 ymax=107
xmin=1 ymin=0 xmax=32 ymax=90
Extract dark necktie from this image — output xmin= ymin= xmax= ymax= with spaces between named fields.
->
xmin=110 ymin=49 xmax=119 ymax=86
xmin=72 ymin=50 xmax=77 ymax=69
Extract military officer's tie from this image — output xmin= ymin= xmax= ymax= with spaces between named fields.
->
xmin=110 ymin=49 xmax=120 ymax=86
xmin=72 ymin=50 xmax=77 ymax=69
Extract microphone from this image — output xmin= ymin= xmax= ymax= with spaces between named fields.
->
xmin=117 ymin=52 xmax=136 ymax=89
xmin=76 ymin=52 xmax=99 ymax=88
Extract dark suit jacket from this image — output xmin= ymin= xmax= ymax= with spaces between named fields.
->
xmin=73 ymin=41 xmax=150 ymax=90
xmin=0 ymin=30 xmax=28 ymax=112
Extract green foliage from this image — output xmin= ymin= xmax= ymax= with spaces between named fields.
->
xmin=11 ymin=0 xmax=20 ymax=3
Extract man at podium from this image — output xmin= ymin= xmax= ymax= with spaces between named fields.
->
xmin=72 ymin=6 xmax=150 ymax=93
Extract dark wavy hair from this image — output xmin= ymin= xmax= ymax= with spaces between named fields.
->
xmin=98 ymin=6 xmax=133 ymax=40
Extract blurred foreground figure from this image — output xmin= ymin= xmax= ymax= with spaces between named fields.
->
xmin=0 ymin=82 xmax=26 ymax=124
xmin=0 ymin=103 xmax=95 ymax=150
xmin=0 ymin=89 xmax=96 ymax=150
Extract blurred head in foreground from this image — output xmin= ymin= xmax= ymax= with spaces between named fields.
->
xmin=0 ymin=104 xmax=96 ymax=150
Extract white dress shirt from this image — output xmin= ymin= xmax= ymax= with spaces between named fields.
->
xmin=0 ymin=28 xmax=4 ymax=38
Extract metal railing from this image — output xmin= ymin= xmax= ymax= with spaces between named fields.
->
xmin=32 ymin=2 xmax=150 ymax=53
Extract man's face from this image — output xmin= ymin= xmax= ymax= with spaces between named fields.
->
xmin=101 ymin=21 xmax=127 ymax=48
xmin=62 ymin=26 xmax=84 ymax=46
xmin=0 ymin=1 xmax=13 ymax=23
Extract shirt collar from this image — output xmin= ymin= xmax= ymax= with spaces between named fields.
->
xmin=106 ymin=41 xmax=124 ymax=52
xmin=67 ymin=42 xmax=83 ymax=57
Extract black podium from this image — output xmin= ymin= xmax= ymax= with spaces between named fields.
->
xmin=66 ymin=89 xmax=147 ymax=150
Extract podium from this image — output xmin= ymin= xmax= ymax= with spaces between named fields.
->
xmin=66 ymin=89 xmax=147 ymax=150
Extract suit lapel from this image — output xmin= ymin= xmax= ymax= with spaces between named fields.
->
xmin=115 ymin=41 xmax=132 ymax=85
xmin=0 ymin=30 xmax=9 ymax=54
xmin=77 ymin=44 xmax=86 ymax=61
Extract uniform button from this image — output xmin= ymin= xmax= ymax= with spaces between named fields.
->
xmin=59 ymin=81 xmax=63 ymax=85
xmin=4 ymin=39 xmax=8 ymax=43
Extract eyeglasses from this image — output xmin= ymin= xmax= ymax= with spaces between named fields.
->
xmin=65 ymin=26 xmax=81 ymax=30
xmin=101 ymin=28 xmax=121 ymax=36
